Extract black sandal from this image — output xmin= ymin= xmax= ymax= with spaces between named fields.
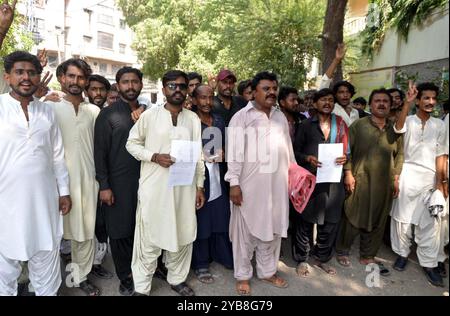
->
xmin=78 ymin=280 xmax=101 ymax=296
xmin=171 ymin=282 xmax=195 ymax=296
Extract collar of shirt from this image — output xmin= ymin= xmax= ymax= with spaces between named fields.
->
xmin=246 ymin=101 xmax=278 ymax=118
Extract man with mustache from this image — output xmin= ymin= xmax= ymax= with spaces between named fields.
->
xmin=390 ymin=82 xmax=447 ymax=287
xmin=278 ymin=86 xmax=307 ymax=142
xmin=212 ymin=69 xmax=247 ymax=126
xmin=86 ymin=74 xmax=110 ymax=109
xmin=47 ymin=58 xmax=103 ymax=295
xmin=226 ymin=71 xmax=295 ymax=296
xmin=335 ymin=87 xmax=411 ymax=272
xmin=293 ymin=88 xmax=348 ymax=278
xmin=94 ymin=67 xmax=144 ymax=295
xmin=126 ymin=70 xmax=205 ymax=296
xmin=0 ymin=51 xmax=71 ymax=296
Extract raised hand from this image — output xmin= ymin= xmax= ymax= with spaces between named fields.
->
xmin=335 ymin=43 xmax=346 ymax=61
xmin=34 ymin=71 xmax=53 ymax=98
xmin=405 ymin=80 xmax=418 ymax=104
xmin=0 ymin=0 xmax=17 ymax=36
xmin=37 ymin=48 xmax=48 ymax=68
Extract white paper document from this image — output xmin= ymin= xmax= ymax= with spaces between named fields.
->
xmin=316 ymin=143 xmax=343 ymax=184
xmin=168 ymin=140 xmax=201 ymax=187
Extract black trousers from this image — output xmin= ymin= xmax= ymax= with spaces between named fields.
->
xmin=109 ymin=236 xmax=133 ymax=281
xmin=192 ymin=232 xmax=233 ymax=270
xmin=95 ymin=199 xmax=108 ymax=243
xmin=292 ymin=216 xmax=338 ymax=263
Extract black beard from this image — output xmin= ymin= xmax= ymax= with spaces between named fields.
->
xmin=119 ymin=90 xmax=140 ymax=102
xmin=167 ymin=94 xmax=186 ymax=106
xmin=12 ymin=85 xmax=38 ymax=98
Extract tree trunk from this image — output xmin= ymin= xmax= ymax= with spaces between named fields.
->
xmin=321 ymin=0 xmax=348 ymax=84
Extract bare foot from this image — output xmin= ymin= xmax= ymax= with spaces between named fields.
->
xmin=236 ymin=280 xmax=251 ymax=296
xmin=296 ymin=262 xmax=311 ymax=277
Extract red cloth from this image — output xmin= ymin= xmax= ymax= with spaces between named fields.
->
xmin=288 ymin=163 xmax=316 ymax=214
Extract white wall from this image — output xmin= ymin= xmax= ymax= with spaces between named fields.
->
xmin=365 ymin=5 xmax=449 ymax=70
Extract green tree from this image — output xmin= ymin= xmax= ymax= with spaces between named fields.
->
xmin=117 ymin=0 xmax=325 ymax=88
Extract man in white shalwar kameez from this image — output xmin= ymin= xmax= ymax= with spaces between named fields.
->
xmin=225 ymin=72 xmax=295 ymax=296
xmin=0 ymin=51 xmax=71 ymax=296
xmin=48 ymin=59 xmax=102 ymax=295
xmin=391 ymin=83 xmax=447 ymax=287
xmin=126 ymin=70 xmax=205 ymax=296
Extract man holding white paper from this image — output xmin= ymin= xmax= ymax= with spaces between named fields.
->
xmin=126 ymin=70 xmax=205 ymax=296
xmin=293 ymin=88 xmax=348 ymax=277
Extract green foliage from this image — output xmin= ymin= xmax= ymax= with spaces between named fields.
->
xmin=117 ymin=0 xmax=325 ymax=88
xmin=0 ymin=14 xmax=33 ymax=59
xmin=361 ymin=0 xmax=448 ymax=60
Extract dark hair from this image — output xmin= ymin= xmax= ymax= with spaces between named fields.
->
xmin=443 ymin=99 xmax=449 ymax=112
xmin=59 ymin=58 xmax=92 ymax=78
xmin=251 ymin=71 xmax=278 ymax=90
xmin=278 ymin=86 xmax=298 ymax=104
xmin=187 ymin=72 xmax=202 ymax=83
xmin=368 ymin=88 xmax=393 ymax=106
xmin=353 ymin=96 xmax=367 ymax=105
xmin=416 ymin=82 xmax=439 ymax=99
xmin=313 ymin=88 xmax=335 ymax=103
xmin=87 ymin=74 xmax=111 ymax=91
xmin=3 ymin=51 xmax=43 ymax=74
xmin=238 ymin=80 xmax=252 ymax=96
xmin=56 ymin=64 xmax=64 ymax=78
xmin=333 ymin=81 xmax=356 ymax=98
xmin=192 ymin=84 xmax=212 ymax=98
xmin=116 ymin=66 xmax=143 ymax=83
xmin=386 ymin=88 xmax=405 ymax=100
xmin=162 ymin=70 xmax=188 ymax=87
xmin=110 ymin=83 xmax=119 ymax=92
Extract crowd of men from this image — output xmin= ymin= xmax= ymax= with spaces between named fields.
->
xmin=0 ymin=1 xmax=448 ymax=296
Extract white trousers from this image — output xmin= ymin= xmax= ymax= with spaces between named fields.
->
xmin=391 ymin=218 xmax=441 ymax=268
xmin=230 ymin=209 xmax=281 ymax=281
xmin=0 ymin=248 xmax=61 ymax=296
xmin=132 ymin=242 xmax=192 ymax=295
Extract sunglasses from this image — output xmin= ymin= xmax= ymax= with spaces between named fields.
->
xmin=166 ymin=83 xmax=188 ymax=91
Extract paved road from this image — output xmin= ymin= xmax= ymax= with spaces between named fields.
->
xmin=58 ymin=238 xmax=449 ymax=296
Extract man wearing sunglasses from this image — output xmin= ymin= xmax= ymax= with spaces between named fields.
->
xmin=126 ymin=70 xmax=205 ymax=296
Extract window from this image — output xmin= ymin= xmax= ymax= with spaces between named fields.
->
xmin=32 ymin=18 xmax=45 ymax=34
xmin=98 ymin=14 xmax=114 ymax=26
xmin=83 ymin=9 xmax=92 ymax=28
xmin=97 ymin=32 xmax=114 ymax=49
xmin=83 ymin=36 xmax=92 ymax=44
xmin=99 ymin=63 xmax=108 ymax=74
xmin=119 ymin=44 xmax=126 ymax=54
xmin=120 ymin=19 xmax=126 ymax=29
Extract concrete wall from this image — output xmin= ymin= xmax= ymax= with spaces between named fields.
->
xmin=366 ymin=5 xmax=449 ymax=70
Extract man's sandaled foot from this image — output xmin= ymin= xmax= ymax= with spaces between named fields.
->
xmin=78 ymin=280 xmax=101 ymax=296
xmin=195 ymin=268 xmax=214 ymax=284
xmin=236 ymin=280 xmax=251 ymax=296
xmin=171 ymin=282 xmax=195 ymax=296
xmin=313 ymin=261 xmax=337 ymax=275
xmin=360 ymin=258 xmax=390 ymax=276
xmin=336 ymin=255 xmax=351 ymax=267
xmin=296 ymin=262 xmax=311 ymax=277
xmin=260 ymin=274 xmax=288 ymax=288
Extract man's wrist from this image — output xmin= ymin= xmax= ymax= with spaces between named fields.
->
xmin=151 ymin=153 xmax=159 ymax=163
xmin=197 ymin=187 xmax=205 ymax=192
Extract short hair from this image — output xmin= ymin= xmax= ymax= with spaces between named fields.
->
xmin=192 ymin=84 xmax=212 ymax=98
xmin=443 ymin=99 xmax=449 ymax=112
xmin=251 ymin=71 xmax=278 ymax=90
xmin=353 ymin=96 xmax=367 ymax=105
xmin=237 ymin=80 xmax=252 ymax=96
xmin=416 ymin=82 xmax=439 ymax=99
xmin=333 ymin=81 xmax=356 ymax=98
xmin=56 ymin=64 xmax=64 ymax=78
xmin=3 ymin=51 xmax=43 ymax=74
xmin=110 ymin=83 xmax=119 ymax=92
xmin=313 ymin=88 xmax=335 ymax=103
xmin=278 ymin=86 xmax=298 ymax=104
xmin=59 ymin=58 xmax=92 ymax=78
xmin=187 ymin=72 xmax=202 ymax=83
xmin=115 ymin=66 xmax=143 ymax=83
xmin=386 ymin=88 xmax=405 ymax=100
xmin=368 ymin=88 xmax=393 ymax=106
xmin=87 ymin=74 xmax=111 ymax=91
xmin=162 ymin=70 xmax=188 ymax=87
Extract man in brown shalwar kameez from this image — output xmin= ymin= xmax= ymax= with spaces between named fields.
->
xmin=335 ymin=88 xmax=410 ymax=273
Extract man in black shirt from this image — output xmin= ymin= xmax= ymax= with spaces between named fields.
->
xmin=212 ymin=69 xmax=247 ymax=126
